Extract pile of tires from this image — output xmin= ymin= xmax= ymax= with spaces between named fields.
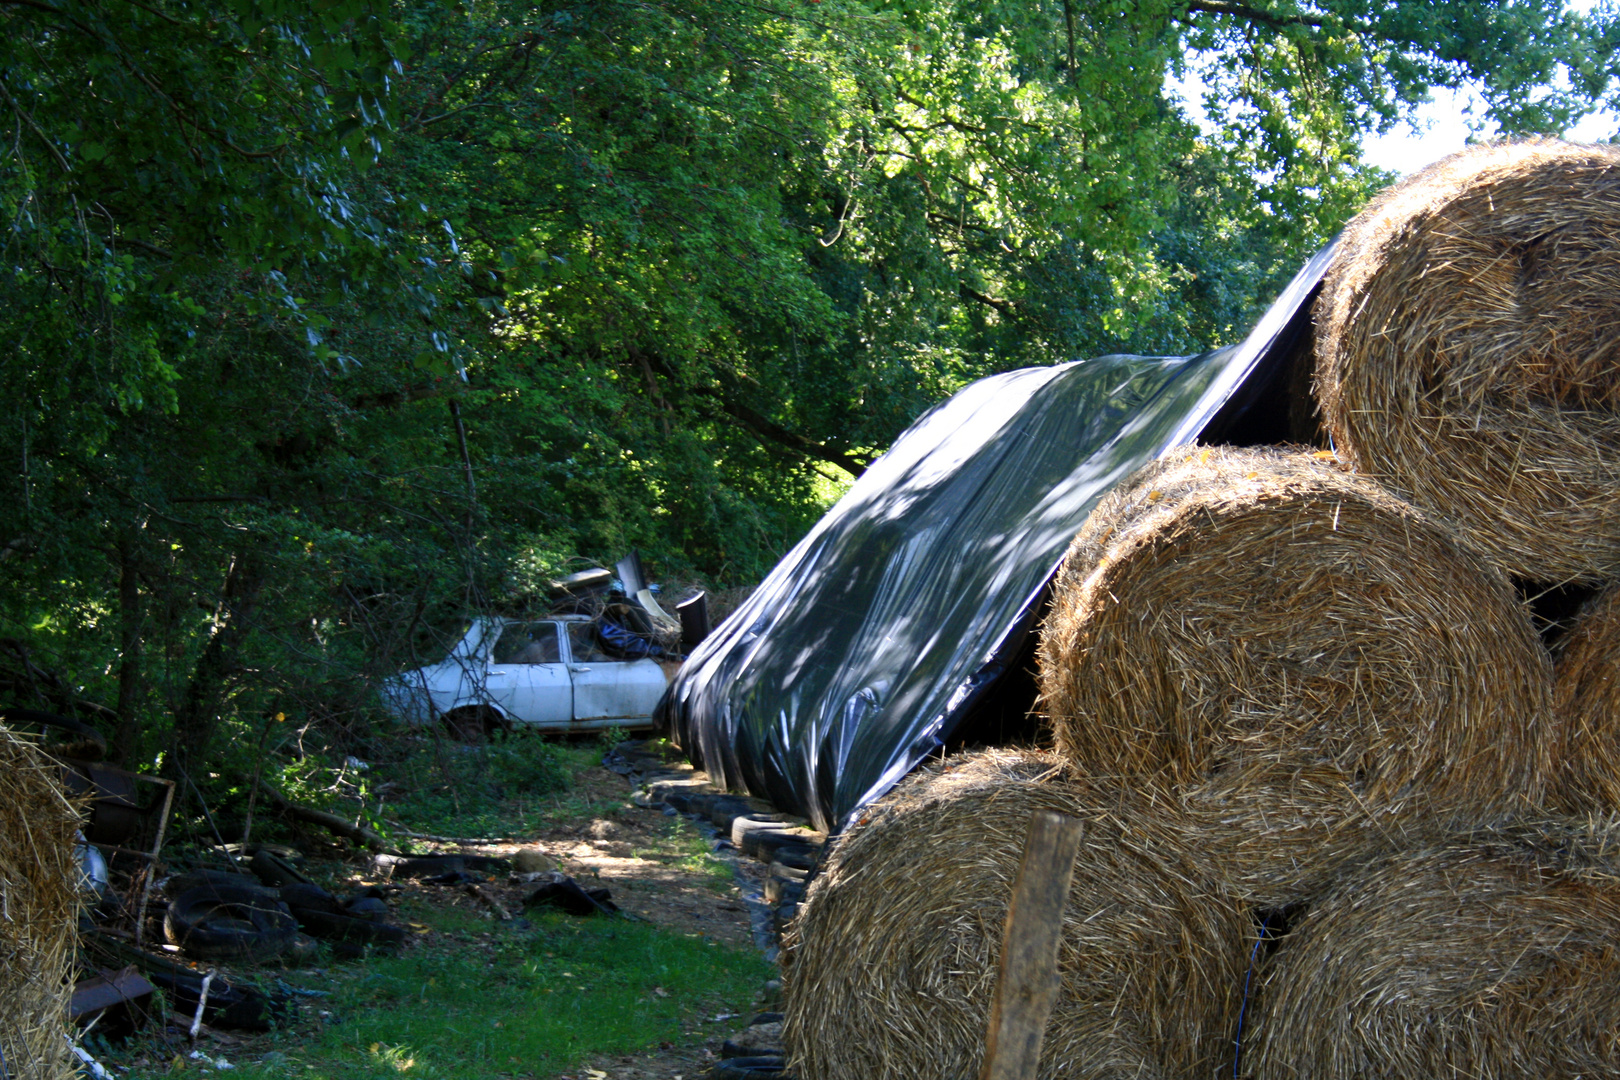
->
xmin=162 ymin=852 xmax=406 ymax=964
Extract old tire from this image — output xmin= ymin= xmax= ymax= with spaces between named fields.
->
xmin=293 ymin=907 xmax=408 ymax=948
xmin=443 ymin=705 xmax=503 ymax=742
xmin=164 ymin=884 xmax=297 ymax=962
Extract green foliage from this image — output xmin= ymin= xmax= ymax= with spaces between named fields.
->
xmin=0 ymin=0 xmax=1615 ymax=787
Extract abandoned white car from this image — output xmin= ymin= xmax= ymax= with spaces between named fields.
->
xmin=381 ymin=616 xmax=668 ymax=737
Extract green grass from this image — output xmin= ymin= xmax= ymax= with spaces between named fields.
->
xmin=122 ymin=909 xmax=772 ymax=1079
xmin=371 ymin=734 xmax=595 ymax=841
xmin=633 ymin=820 xmax=735 ymax=894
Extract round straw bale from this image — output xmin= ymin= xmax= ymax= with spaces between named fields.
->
xmin=1550 ymin=582 xmax=1620 ymax=814
xmin=1177 ymin=761 xmax=1441 ymax=911
xmin=781 ymin=749 xmax=1252 ymax=1080
xmin=1246 ymin=820 xmax=1620 ymax=1080
xmin=1314 ymin=138 xmax=1620 ymax=583
xmin=1037 ymin=446 xmax=1555 ymax=812
xmin=0 ymin=727 xmax=83 ymax=1080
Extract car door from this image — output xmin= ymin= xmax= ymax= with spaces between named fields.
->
xmin=486 ymin=621 xmax=572 ymax=726
xmin=563 ymin=622 xmax=668 ymax=724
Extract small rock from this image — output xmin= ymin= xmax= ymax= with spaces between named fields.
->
xmin=513 ymin=848 xmax=554 ymax=873
xmin=588 ymin=819 xmax=623 ymax=841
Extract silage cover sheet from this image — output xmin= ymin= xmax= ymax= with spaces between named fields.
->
xmin=658 ymin=247 xmax=1335 ymax=832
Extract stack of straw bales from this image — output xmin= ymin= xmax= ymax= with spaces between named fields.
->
xmin=1552 ymin=583 xmax=1620 ymax=814
xmin=0 ymin=727 xmax=82 ymax=1080
xmin=788 ymin=140 xmax=1620 ymax=1080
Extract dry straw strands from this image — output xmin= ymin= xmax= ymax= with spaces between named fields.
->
xmin=782 ymin=750 xmax=1251 ymax=1080
xmin=1037 ymin=446 xmax=1555 ymax=813
xmin=1247 ymin=821 xmax=1620 ymax=1080
xmin=1176 ymin=761 xmax=1438 ymax=911
xmin=1551 ymin=582 xmax=1620 ymax=814
xmin=1314 ymin=138 xmax=1620 ymax=583
xmin=0 ymin=726 xmax=83 ymax=1080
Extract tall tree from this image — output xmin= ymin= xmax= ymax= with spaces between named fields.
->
xmin=0 ymin=0 xmax=1614 ymax=784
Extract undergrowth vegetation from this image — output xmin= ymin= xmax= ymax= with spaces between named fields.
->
xmin=368 ymin=733 xmax=582 ymax=842
xmin=114 ymin=906 xmax=771 ymax=1080
xmin=103 ymin=743 xmax=772 ymax=1080
xmin=218 ymin=732 xmax=603 ymax=855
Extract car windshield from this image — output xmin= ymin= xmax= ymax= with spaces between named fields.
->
xmin=566 ymin=623 xmax=614 ymax=663
xmin=492 ymin=622 xmax=562 ymax=664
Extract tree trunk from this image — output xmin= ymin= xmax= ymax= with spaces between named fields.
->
xmin=110 ymin=532 xmax=146 ymax=766
xmin=167 ymin=554 xmax=262 ymax=779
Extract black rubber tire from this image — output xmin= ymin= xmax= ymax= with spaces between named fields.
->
xmin=164 ymin=884 xmax=297 ymax=962
xmin=375 ymin=853 xmax=512 ymax=878
xmin=345 ymin=896 xmax=390 ymax=921
xmin=292 ymin=907 xmax=408 ymax=947
xmin=142 ymin=969 xmax=289 ymax=1032
xmin=770 ymin=846 xmax=819 ymax=873
xmin=217 ymin=842 xmax=305 ymax=864
xmin=250 ymin=848 xmax=313 ymax=888
xmin=740 ymin=829 xmax=815 ymax=862
xmin=706 ymin=796 xmax=756 ymax=832
xmin=166 ymin=869 xmax=278 ymax=900
xmin=708 ymin=1058 xmax=786 ymax=1078
xmin=277 ymin=882 xmax=345 ymax=914
xmin=443 ymin=705 xmax=504 ymax=742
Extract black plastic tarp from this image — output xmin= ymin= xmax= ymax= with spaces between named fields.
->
xmin=657 ymin=244 xmax=1337 ymax=833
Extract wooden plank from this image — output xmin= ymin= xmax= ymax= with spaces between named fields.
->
xmin=979 ymin=809 xmax=1085 ymax=1080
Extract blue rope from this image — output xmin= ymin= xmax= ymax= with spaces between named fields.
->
xmin=1233 ymin=926 xmax=1267 ymax=1078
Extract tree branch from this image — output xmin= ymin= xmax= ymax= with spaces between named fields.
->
xmin=1184 ymin=0 xmax=1329 ymax=31
xmin=710 ymin=394 xmax=870 ymax=478
xmin=960 ymin=282 xmax=1018 ymax=318
xmin=628 ymin=347 xmax=869 ymax=477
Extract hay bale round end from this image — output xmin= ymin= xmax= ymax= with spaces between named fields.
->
xmin=1177 ymin=761 xmax=1445 ymax=912
xmin=1315 ymin=138 xmax=1620 ymax=582
xmin=1248 ymin=821 xmax=1620 ymax=1079
xmin=1037 ymin=446 xmax=1555 ymax=812
xmin=782 ymin=750 xmax=1252 ymax=1080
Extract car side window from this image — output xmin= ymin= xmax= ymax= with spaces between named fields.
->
xmin=565 ymin=623 xmax=614 ymax=663
xmin=492 ymin=623 xmax=562 ymax=664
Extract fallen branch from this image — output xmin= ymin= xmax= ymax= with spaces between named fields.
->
xmin=260 ymin=783 xmax=397 ymax=853
xmin=384 ymin=820 xmax=526 ymax=845
xmin=189 ymin=970 xmax=215 ymax=1040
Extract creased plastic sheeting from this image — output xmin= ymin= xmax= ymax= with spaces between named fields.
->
xmin=658 ymin=245 xmax=1336 ymax=833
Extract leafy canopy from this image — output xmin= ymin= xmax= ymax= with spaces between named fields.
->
xmin=0 ymin=0 xmax=1615 ymax=785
